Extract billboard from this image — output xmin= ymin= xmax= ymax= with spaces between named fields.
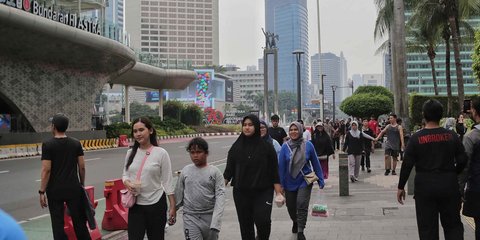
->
xmin=146 ymin=91 xmax=159 ymax=102
xmin=225 ymin=79 xmax=233 ymax=103
xmin=194 ymin=69 xmax=215 ymax=107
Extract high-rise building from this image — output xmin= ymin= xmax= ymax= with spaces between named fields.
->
xmin=352 ymin=74 xmax=362 ymax=92
xmin=311 ymin=52 xmax=348 ymax=105
xmin=362 ymin=74 xmax=384 ymax=86
xmin=225 ymin=70 xmax=264 ymax=107
xmin=265 ymin=0 xmax=309 ymax=105
xmin=106 ymin=0 xmax=124 ymax=30
xmin=405 ymin=13 xmax=480 ymax=95
xmin=125 ymin=0 xmax=219 ymax=67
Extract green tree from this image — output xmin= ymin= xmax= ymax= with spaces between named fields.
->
xmin=181 ymin=104 xmax=203 ymax=125
xmin=410 ymin=0 xmax=478 ymax=114
xmin=163 ymin=100 xmax=184 ymax=121
xmin=375 ymin=0 xmax=411 ymax=129
xmin=353 ymin=86 xmax=394 ymax=102
xmin=340 ymin=94 xmax=393 ymax=119
xmin=130 ymin=102 xmax=158 ymax=120
xmin=405 ymin=20 xmax=442 ymax=95
xmin=473 ymin=31 xmax=480 ymax=87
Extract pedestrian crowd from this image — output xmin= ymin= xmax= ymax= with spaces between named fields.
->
xmin=6 ymin=99 xmax=474 ymax=240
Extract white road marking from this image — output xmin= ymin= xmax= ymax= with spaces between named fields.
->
xmin=221 ymin=145 xmax=231 ymax=149
xmin=35 ymin=179 xmax=41 ymax=182
xmin=209 ymin=158 xmax=227 ymax=165
xmin=85 ymin=158 xmax=101 ymax=162
xmin=18 ymin=198 xmax=106 ymax=224
xmin=0 ymin=170 xmax=10 ymax=174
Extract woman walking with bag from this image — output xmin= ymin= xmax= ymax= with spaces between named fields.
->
xmin=278 ymin=122 xmax=324 ymax=240
xmin=311 ymin=122 xmax=335 ymax=179
xmin=224 ymin=114 xmax=284 ymax=240
xmin=122 ymin=117 xmax=176 ymax=240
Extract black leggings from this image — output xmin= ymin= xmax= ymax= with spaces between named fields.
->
xmin=128 ymin=194 xmax=167 ymax=240
xmin=233 ymin=187 xmax=273 ymax=240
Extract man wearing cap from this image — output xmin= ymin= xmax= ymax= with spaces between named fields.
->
xmin=39 ymin=114 xmax=90 ymax=239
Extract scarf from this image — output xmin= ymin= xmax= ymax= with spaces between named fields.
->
xmin=349 ymin=121 xmax=361 ymax=138
xmin=287 ymin=122 xmax=306 ymax=178
xmin=260 ymin=120 xmax=273 ymax=145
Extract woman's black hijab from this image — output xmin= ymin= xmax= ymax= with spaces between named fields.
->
xmin=231 ymin=114 xmax=262 ymax=154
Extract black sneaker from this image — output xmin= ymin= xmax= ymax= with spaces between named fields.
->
xmin=361 ymin=166 xmax=365 ymax=171
xmin=392 ymin=170 xmax=397 ymax=175
xmin=292 ymin=222 xmax=298 ymax=233
xmin=367 ymin=168 xmax=371 ymax=173
xmin=297 ymin=232 xmax=306 ymax=240
xmin=350 ymin=175 xmax=355 ymax=183
xmin=384 ymin=169 xmax=390 ymax=176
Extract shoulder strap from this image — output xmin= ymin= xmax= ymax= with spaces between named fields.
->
xmin=136 ymin=146 xmax=154 ymax=180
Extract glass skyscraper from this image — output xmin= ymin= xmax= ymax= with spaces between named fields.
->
xmin=265 ymin=0 xmax=309 ymax=105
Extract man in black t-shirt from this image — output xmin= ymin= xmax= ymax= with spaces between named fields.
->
xmin=39 ymin=114 xmax=90 ymax=240
xmin=397 ymin=100 xmax=467 ymax=240
xmin=268 ymin=114 xmax=287 ymax=145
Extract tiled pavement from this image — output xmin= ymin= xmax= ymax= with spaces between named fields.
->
xmin=106 ymin=150 xmax=476 ymax=240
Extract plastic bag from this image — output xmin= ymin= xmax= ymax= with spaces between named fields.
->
xmin=311 ymin=204 xmax=328 ymax=217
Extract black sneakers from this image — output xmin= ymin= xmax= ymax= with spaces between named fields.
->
xmin=392 ymin=170 xmax=397 ymax=175
xmin=361 ymin=166 xmax=365 ymax=171
xmin=384 ymin=169 xmax=391 ymax=176
xmin=292 ymin=222 xmax=298 ymax=233
xmin=367 ymin=168 xmax=371 ymax=173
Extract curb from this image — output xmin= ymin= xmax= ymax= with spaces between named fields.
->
xmin=0 ymin=132 xmax=240 ymax=160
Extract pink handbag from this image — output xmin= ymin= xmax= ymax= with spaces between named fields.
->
xmin=121 ymin=146 xmax=153 ymax=208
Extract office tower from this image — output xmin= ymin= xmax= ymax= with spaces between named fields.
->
xmin=265 ymin=0 xmax=309 ymax=105
xmin=311 ymin=52 xmax=348 ymax=105
xmin=125 ymin=0 xmax=219 ymax=67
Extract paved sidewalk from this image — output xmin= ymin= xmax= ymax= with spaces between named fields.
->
xmin=106 ymin=150 xmax=475 ymax=240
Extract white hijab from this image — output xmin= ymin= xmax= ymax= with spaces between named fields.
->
xmin=349 ymin=121 xmax=361 ymax=138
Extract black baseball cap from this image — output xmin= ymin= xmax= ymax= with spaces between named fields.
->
xmin=49 ymin=113 xmax=69 ymax=132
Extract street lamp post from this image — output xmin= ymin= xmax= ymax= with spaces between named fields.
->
xmin=293 ymin=50 xmax=305 ymax=121
xmin=331 ymin=85 xmax=337 ymax=122
xmin=320 ymin=74 xmax=326 ymax=120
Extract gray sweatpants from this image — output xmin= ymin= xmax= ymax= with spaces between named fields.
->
xmin=348 ymin=154 xmax=362 ymax=178
xmin=183 ymin=213 xmax=218 ymax=240
xmin=285 ymin=184 xmax=313 ymax=233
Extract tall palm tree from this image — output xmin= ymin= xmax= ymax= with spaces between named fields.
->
xmin=392 ymin=0 xmax=409 ymax=128
xmin=411 ymin=0 xmax=478 ymax=113
xmin=406 ymin=23 xmax=442 ymax=95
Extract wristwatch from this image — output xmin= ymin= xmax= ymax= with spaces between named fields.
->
xmin=38 ymin=190 xmax=45 ymax=195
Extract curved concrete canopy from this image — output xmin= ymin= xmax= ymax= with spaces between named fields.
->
xmin=0 ymin=4 xmax=136 ymax=76
xmin=111 ymin=62 xmax=197 ymax=90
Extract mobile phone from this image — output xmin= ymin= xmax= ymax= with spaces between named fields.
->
xmin=463 ymin=99 xmax=472 ymax=113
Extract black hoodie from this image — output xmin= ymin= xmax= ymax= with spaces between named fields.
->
xmin=223 ymin=114 xmax=280 ymax=190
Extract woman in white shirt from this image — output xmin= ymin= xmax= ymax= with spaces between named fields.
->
xmin=122 ymin=117 xmax=176 ymax=240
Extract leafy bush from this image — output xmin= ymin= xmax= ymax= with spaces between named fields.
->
xmin=473 ymin=31 xmax=480 ymax=88
xmin=163 ymin=100 xmax=184 ymax=121
xmin=354 ymin=86 xmax=394 ymax=102
xmin=340 ymin=93 xmax=393 ymax=118
xmin=181 ymin=104 xmax=203 ymax=125
xmin=105 ymin=122 xmax=131 ymax=138
xmin=409 ymin=95 xmax=480 ymax=128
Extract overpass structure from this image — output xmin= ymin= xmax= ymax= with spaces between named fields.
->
xmin=0 ymin=3 xmax=196 ymax=138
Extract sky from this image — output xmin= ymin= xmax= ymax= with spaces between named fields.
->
xmin=218 ymin=0 xmax=384 ymax=78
